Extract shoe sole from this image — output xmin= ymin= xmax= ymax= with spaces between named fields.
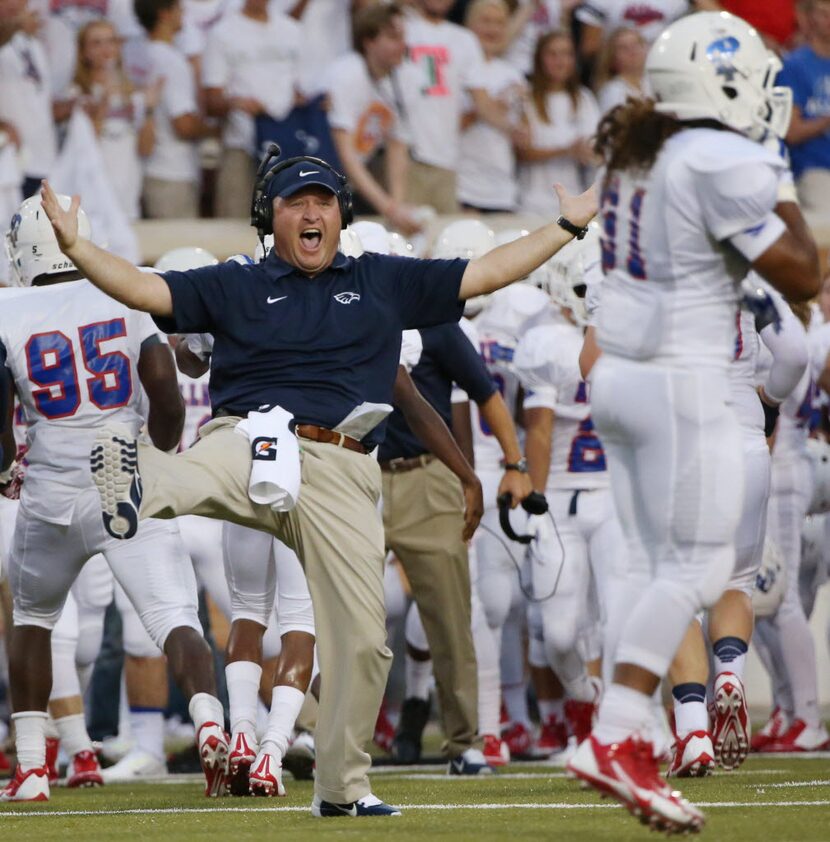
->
xmin=91 ymin=430 xmax=142 ymax=540
xmin=712 ymin=680 xmax=749 ymax=771
xmin=228 ymin=757 xmax=254 ymax=797
xmin=201 ymin=735 xmax=230 ymax=797
xmin=250 ymin=776 xmax=286 ymax=797
xmin=671 ymin=755 xmax=714 ymax=779
xmin=0 ymin=792 xmax=48 ymax=802
xmin=66 ymin=774 xmax=104 ymax=788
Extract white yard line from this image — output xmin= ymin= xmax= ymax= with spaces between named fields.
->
xmin=1 ymin=801 xmax=829 ymax=818
xmin=759 ymin=780 xmax=830 ymax=788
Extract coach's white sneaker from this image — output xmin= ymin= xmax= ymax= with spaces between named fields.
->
xmin=91 ymin=424 xmax=142 ymax=540
xmin=311 ymin=793 xmax=402 ymax=817
xmin=101 ymin=748 xmax=167 ymax=782
xmin=249 ymin=750 xmax=286 ymax=797
xmin=0 ymin=766 xmax=49 ymax=801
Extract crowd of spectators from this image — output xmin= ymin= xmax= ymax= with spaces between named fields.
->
xmin=1 ymin=0 xmax=828 ymax=236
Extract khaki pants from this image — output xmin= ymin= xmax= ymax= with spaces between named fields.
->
xmin=406 ymin=159 xmax=459 ymax=214
xmin=142 ymin=177 xmax=199 ymax=219
xmin=136 ymin=417 xmax=391 ymax=804
xmin=382 ymin=458 xmax=479 ymax=757
xmin=215 ymin=147 xmax=256 ymax=218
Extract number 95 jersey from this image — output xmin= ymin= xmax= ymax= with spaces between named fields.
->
xmin=514 ymin=322 xmax=608 ymax=491
xmin=0 ymin=281 xmax=158 ymax=524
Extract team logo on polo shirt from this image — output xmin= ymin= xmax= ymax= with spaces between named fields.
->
xmin=252 ymin=436 xmax=278 ymax=461
xmin=334 ymin=292 xmax=361 ymax=304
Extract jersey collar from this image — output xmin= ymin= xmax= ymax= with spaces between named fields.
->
xmin=265 ymin=250 xmax=351 ymax=278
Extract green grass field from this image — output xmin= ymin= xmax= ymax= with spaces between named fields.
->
xmin=1 ymin=755 xmax=829 ymax=841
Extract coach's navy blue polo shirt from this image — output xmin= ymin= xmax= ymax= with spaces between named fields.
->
xmin=380 ymin=323 xmax=496 ymax=461
xmin=154 ymin=249 xmax=466 ymax=449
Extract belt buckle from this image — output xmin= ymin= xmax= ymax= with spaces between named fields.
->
xmin=388 ymin=456 xmax=407 ymax=472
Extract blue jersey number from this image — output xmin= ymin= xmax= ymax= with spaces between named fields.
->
xmin=26 ymin=319 xmax=133 ymax=419
xmin=567 ymin=417 xmax=607 ymax=473
xmin=600 ymin=177 xmax=647 ymax=280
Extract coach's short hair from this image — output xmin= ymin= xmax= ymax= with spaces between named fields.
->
xmin=134 ymin=0 xmax=178 ymax=33
xmin=353 ymin=2 xmax=403 ymax=56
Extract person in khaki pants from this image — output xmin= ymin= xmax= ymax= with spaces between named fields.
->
xmin=36 ymin=159 xmax=596 ymax=816
xmin=381 ymin=322 xmax=531 ymax=773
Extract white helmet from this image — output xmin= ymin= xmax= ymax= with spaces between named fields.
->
xmin=543 ymin=221 xmax=600 ymax=326
xmin=339 ymin=227 xmax=364 ymax=258
xmin=807 ymin=437 xmax=830 ymax=515
xmin=255 ymin=234 xmax=274 ymax=262
xmin=387 ymin=231 xmax=414 ymax=257
xmin=433 ymin=219 xmax=495 ymax=317
xmin=5 ymin=194 xmax=92 ymax=287
xmin=493 ymin=227 xmax=552 ymax=290
xmin=154 ymin=247 xmax=218 ymax=273
xmin=350 ymin=220 xmax=391 ymax=255
xmin=752 ymin=537 xmax=787 ymax=619
xmin=647 ymin=12 xmax=792 ymax=142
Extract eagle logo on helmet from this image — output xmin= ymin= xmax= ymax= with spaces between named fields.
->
xmin=706 ymin=35 xmax=740 ymax=82
xmin=8 ymin=213 xmax=21 ymax=249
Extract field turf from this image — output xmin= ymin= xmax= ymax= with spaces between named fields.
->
xmin=1 ymin=754 xmax=829 ymax=841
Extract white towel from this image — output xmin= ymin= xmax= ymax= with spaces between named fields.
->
xmin=235 ymin=406 xmax=301 ymax=512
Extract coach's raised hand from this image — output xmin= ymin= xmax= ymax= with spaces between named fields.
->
xmin=40 ymin=180 xmax=81 ymax=254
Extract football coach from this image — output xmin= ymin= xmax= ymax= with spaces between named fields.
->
xmin=39 ymin=151 xmax=596 ymax=817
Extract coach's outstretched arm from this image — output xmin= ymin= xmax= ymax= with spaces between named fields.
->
xmin=40 ymin=180 xmax=173 ymax=316
xmin=459 ymin=183 xmax=597 ymax=301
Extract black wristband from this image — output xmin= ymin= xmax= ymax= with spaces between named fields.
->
xmin=556 ymin=215 xmax=589 ymax=240
xmin=760 ymin=397 xmax=780 ymax=438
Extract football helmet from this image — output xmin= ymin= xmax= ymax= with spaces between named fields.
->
xmin=806 ymin=437 xmax=830 ymax=515
xmin=339 ymin=227 xmax=364 ymax=258
xmin=493 ymin=227 xmax=552 ymax=291
xmin=647 ymin=11 xmax=792 ymax=141
xmin=543 ymin=221 xmax=600 ymax=326
xmin=387 ymin=231 xmax=414 ymax=257
xmin=433 ymin=219 xmax=495 ymax=317
xmin=752 ymin=538 xmax=787 ymax=619
xmin=5 ymin=194 xmax=92 ymax=287
xmin=154 ymin=247 xmax=218 ymax=273
xmin=350 ymin=220 xmax=391 ymax=255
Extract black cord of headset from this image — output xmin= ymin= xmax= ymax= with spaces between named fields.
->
xmin=478 ymin=508 xmax=567 ymax=603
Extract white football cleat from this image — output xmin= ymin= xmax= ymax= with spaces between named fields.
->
xmin=668 ymin=731 xmax=715 ymax=778
xmin=249 ymin=750 xmax=286 ymax=796
xmin=0 ymin=766 xmax=50 ymax=801
xmin=197 ymin=721 xmax=229 ymax=797
xmin=228 ymin=731 xmax=257 ymax=796
xmin=711 ymin=672 xmax=750 ymax=770
xmin=101 ymin=749 xmax=167 ymax=782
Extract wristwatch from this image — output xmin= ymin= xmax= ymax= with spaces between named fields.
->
xmin=556 ymin=215 xmax=589 ymax=240
xmin=504 ymin=458 xmax=528 ymax=473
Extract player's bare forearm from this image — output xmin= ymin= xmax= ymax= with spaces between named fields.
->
xmin=175 ymin=341 xmax=210 ymax=378
xmin=478 ymin=391 xmax=522 ymax=464
xmin=579 ymin=326 xmax=601 ymax=379
xmin=451 ymin=401 xmax=475 ymax=466
xmin=524 ymin=407 xmax=553 ymax=493
xmin=460 ymin=184 xmax=597 ymax=300
xmin=139 ymin=341 xmax=185 ymax=451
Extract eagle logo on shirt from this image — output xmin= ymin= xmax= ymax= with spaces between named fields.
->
xmin=334 ymin=292 xmax=361 ymax=304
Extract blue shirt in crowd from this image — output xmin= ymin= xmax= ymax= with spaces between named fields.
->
xmin=155 ymin=249 xmax=467 ymax=449
xmin=779 ymin=46 xmax=830 ymax=178
xmin=380 ymin=323 xmax=496 ymax=461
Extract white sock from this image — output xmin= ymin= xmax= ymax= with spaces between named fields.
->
xmin=503 ymin=682 xmax=531 ymax=727
xmin=563 ymin=673 xmax=597 ymax=704
xmin=13 ymin=711 xmax=48 ymax=770
xmin=538 ymin=698 xmax=564 ymax=722
xmin=55 ymin=713 xmax=92 ymax=758
xmin=188 ymin=692 xmax=225 ymax=734
xmin=225 ymin=661 xmax=262 ymax=738
xmin=477 ymin=665 xmax=501 ymax=737
xmin=44 ymin=715 xmax=59 ymax=741
xmin=261 ymin=686 xmax=306 ymax=761
xmin=593 ymin=684 xmax=653 ymax=745
xmin=129 ymin=708 xmax=165 ymax=761
xmin=405 ymin=654 xmax=432 ymax=702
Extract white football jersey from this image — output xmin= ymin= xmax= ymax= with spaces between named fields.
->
xmin=0 ymin=281 xmax=158 ymax=524
xmin=515 ymin=322 xmax=608 ymax=491
xmin=178 ymin=367 xmax=211 ymax=450
xmin=595 ymin=128 xmax=787 ymax=370
xmin=730 ymin=308 xmax=763 ymax=432
xmin=469 ymin=285 xmax=551 ymax=471
xmin=774 ymin=363 xmax=816 ymax=458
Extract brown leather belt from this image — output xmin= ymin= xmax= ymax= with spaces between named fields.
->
xmin=379 ymin=453 xmax=434 ymax=473
xmin=295 ymin=423 xmax=368 ymax=455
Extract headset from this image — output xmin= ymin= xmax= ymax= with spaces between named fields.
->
xmin=250 ymin=143 xmax=354 ymax=244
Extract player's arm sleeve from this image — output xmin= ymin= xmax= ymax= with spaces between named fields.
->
xmin=151 ymin=264 xmax=233 ymax=335
xmin=440 ymin=325 xmax=497 ymax=405
xmin=380 ymin=254 xmax=467 ymax=329
xmin=760 ymin=297 xmax=809 ymax=404
xmin=514 ymin=331 xmax=559 ymax=410
xmin=696 ymin=161 xmax=786 ymax=262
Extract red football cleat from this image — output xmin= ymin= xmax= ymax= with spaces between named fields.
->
xmin=668 ymin=731 xmax=715 ymax=778
xmin=0 ymin=765 xmax=49 ymax=802
xmin=197 ymin=721 xmax=229 ymax=797
xmin=765 ymin=719 xmax=830 ymax=752
xmin=711 ymin=672 xmax=750 ymax=770
xmin=249 ymin=751 xmax=286 ymax=796
xmin=564 ymin=699 xmax=596 ymax=745
xmin=537 ymin=715 xmax=568 ymax=756
xmin=482 ymin=734 xmax=510 ymax=767
xmin=501 ymin=721 xmax=533 ymax=758
xmin=751 ymin=706 xmax=789 ymax=752
xmin=66 ymin=750 xmax=104 ymax=788
xmin=228 ymin=731 xmax=257 ymax=796
xmin=45 ymin=736 xmax=60 ymax=784
xmin=373 ymin=703 xmax=395 ymax=754
xmin=568 ymin=735 xmax=705 ymax=834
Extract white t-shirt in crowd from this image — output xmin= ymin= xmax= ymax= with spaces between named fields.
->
xmin=597 ymin=75 xmax=651 ymax=115
xmin=575 ymin=0 xmax=689 ymax=42
xmin=401 ymin=13 xmax=486 ymax=171
xmin=143 ymin=40 xmax=200 ymax=182
xmin=504 ymin=0 xmax=563 ymax=77
xmin=518 ymin=87 xmax=599 ymax=217
xmin=177 ymin=0 xmax=239 ymax=57
xmin=457 ymin=57 xmax=525 ymax=210
xmin=0 ymin=33 xmax=57 ymax=179
xmin=271 ymin=0 xmax=351 ymax=95
xmin=326 ymin=52 xmax=406 ymax=163
xmin=202 ymin=10 xmax=303 ymax=154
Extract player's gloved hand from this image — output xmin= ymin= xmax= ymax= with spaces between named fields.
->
xmin=740 ymin=277 xmax=782 ymax=334
xmin=461 ymin=475 xmax=484 ymax=542
xmin=497 ymin=469 xmax=533 ymax=509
